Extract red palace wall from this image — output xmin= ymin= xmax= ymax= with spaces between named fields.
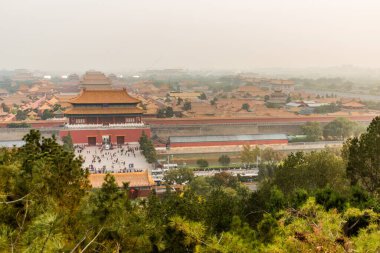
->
xmin=59 ymin=128 xmax=151 ymax=145
xmin=145 ymin=115 xmax=375 ymax=125
xmin=170 ymin=139 xmax=288 ymax=148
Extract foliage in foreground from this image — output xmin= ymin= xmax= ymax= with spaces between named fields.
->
xmin=0 ymin=117 xmax=380 ymax=252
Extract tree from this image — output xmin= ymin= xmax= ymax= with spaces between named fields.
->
xmin=52 ymin=104 xmax=62 ymax=112
xmin=89 ymin=173 xmax=130 ymax=223
xmin=274 ymin=150 xmax=347 ymax=195
xmin=157 ymin=107 xmax=174 ymax=118
xmin=323 ymin=117 xmax=357 ymax=140
xmin=240 ymin=145 xmax=260 ymax=166
xmin=205 ymin=188 xmax=241 ymax=233
xmin=218 ymin=154 xmax=231 ymax=166
xmin=209 ymin=172 xmax=238 ymax=188
xmin=17 ymin=130 xmax=90 ymax=208
xmin=314 ymin=103 xmax=340 ymax=114
xmin=261 ymin=147 xmax=281 ymax=162
xmin=241 ymin=103 xmax=250 ymax=111
xmin=163 ymin=216 xmax=206 ymax=252
xmin=165 ymin=106 xmax=174 ymax=118
xmin=0 ymin=129 xmax=91 ymax=252
xmin=61 ymin=133 xmax=74 ymax=151
xmin=7 ymin=122 xmax=31 ymax=128
xmin=164 ymin=168 xmax=194 ymax=185
xmin=139 ymin=131 xmax=157 ymax=163
xmin=157 ymin=108 xmax=166 ymax=118
xmin=346 ymin=116 xmax=380 ymax=194
xmin=183 ymin=101 xmax=192 ymax=111
xmin=210 ymin=98 xmax=217 ymax=105
xmin=176 ymin=97 xmax=183 ymax=105
xmin=41 ymin=109 xmax=53 ymax=120
xmin=15 ymin=110 xmax=27 ymax=121
xmin=1 ymin=103 xmax=10 ymax=113
xmin=198 ymin=93 xmax=207 ymax=100
xmin=301 ymin=122 xmax=322 ymax=141
xmin=196 ymin=159 xmax=209 ymax=168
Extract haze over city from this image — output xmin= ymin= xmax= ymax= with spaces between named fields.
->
xmin=2 ymin=0 xmax=380 ymax=252
xmin=1 ymin=0 xmax=380 ymax=72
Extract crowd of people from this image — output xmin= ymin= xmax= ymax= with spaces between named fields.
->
xmin=74 ymin=143 xmax=151 ymax=173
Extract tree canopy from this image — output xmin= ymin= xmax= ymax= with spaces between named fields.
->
xmin=345 ymin=116 xmax=380 ymax=194
xmin=301 ymin=122 xmax=322 ymax=141
xmin=0 ymin=126 xmax=379 ymax=252
xmin=218 ymin=154 xmax=231 ymax=166
xmin=323 ymin=117 xmax=360 ymax=140
xmin=139 ymin=131 xmax=157 ymax=163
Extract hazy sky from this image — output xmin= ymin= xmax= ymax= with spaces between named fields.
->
xmin=0 ymin=0 xmax=379 ymax=72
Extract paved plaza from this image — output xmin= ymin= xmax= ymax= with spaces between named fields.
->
xmin=75 ymin=144 xmax=153 ymax=173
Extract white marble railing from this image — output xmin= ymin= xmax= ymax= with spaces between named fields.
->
xmin=109 ymin=123 xmax=145 ymax=127
xmin=66 ymin=123 xmax=146 ymax=129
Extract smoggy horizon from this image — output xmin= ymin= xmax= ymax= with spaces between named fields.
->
xmin=1 ymin=0 xmax=380 ymax=72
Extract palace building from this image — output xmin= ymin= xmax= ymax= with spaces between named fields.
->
xmin=59 ymin=71 xmax=151 ymax=145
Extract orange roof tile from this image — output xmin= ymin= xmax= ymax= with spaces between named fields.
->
xmin=64 ymin=107 xmax=144 ymax=115
xmin=342 ymin=101 xmax=365 ymax=108
xmin=81 ymin=71 xmax=112 ymax=86
xmin=89 ymin=172 xmax=155 ymax=188
xmin=270 ymin=79 xmax=295 ymax=85
xmin=236 ymin=86 xmax=262 ymax=93
xmin=69 ymin=89 xmax=140 ymax=104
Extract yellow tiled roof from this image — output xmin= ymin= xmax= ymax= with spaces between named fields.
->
xmin=64 ymin=107 xmax=144 ymax=115
xmin=70 ymin=89 xmax=140 ymax=104
xmin=342 ymin=101 xmax=365 ymax=108
xmin=89 ymin=171 xmax=155 ymax=188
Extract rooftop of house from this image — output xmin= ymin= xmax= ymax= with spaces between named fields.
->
xmin=69 ymin=89 xmax=141 ymax=104
xmin=269 ymin=79 xmax=295 ymax=85
xmin=88 ymin=171 xmax=155 ymax=188
xmin=342 ymin=101 xmax=366 ymax=108
xmin=38 ymin=102 xmax=52 ymax=111
xmin=80 ymin=71 xmax=112 ymax=86
xmin=64 ymin=107 xmax=144 ymax=115
xmin=169 ymin=91 xmax=202 ymax=99
xmin=236 ymin=85 xmax=263 ymax=93
xmin=1 ymin=93 xmax=31 ymax=105
xmin=188 ymin=102 xmax=216 ymax=115
xmin=0 ymin=88 xmax=9 ymax=94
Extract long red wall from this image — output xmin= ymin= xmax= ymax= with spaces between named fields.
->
xmin=59 ymin=128 xmax=151 ymax=145
xmin=170 ymin=139 xmax=288 ymax=148
xmin=0 ymin=115 xmax=375 ymax=129
xmin=145 ymin=115 xmax=376 ymax=125
xmin=0 ymin=120 xmax=66 ymax=128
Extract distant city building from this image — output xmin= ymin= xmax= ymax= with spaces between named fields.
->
xmin=141 ymin=69 xmax=186 ymax=80
xmin=267 ymin=89 xmax=288 ymax=106
xmin=79 ymin=71 xmax=112 ymax=90
xmin=341 ymin=100 xmax=366 ymax=111
xmin=0 ymin=88 xmax=9 ymax=97
xmin=238 ymin=75 xmax=295 ymax=94
xmin=67 ymin=73 xmax=80 ymax=82
xmin=12 ymin=69 xmax=35 ymax=82
xmin=169 ymin=91 xmax=202 ymax=100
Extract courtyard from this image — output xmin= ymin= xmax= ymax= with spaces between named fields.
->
xmin=75 ymin=144 xmax=153 ymax=173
